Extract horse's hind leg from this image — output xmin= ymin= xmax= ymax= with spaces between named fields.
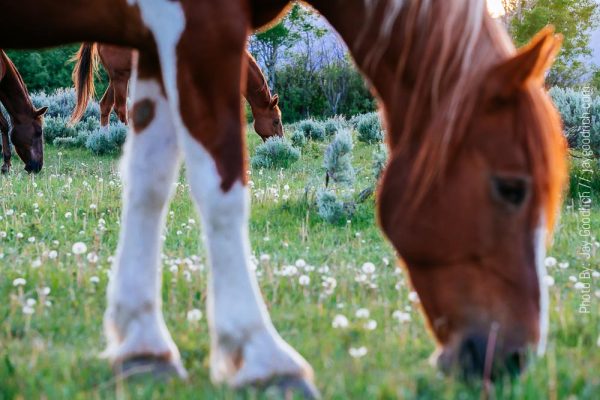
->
xmin=99 ymin=83 xmax=115 ymax=127
xmin=103 ymin=52 xmax=185 ymax=378
xmin=113 ymin=77 xmax=129 ymax=125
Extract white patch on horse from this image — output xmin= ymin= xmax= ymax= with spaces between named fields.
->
xmin=132 ymin=0 xmax=312 ymax=387
xmin=534 ymin=219 xmax=549 ymax=356
xmin=103 ymin=78 xmax=184 ymax=376
xmin=178 ymin=128 xmax=313 ymax=387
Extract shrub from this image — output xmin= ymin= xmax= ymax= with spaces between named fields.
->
xmin=291 ymin=130 xmax=308 ymax=148
xmin=324 ymin=130 xmax=355 ymax=186
xmin=32 ymin=88 xmax=100 ymax=121
xmin=85 ymin=124 xmax=128 ymax=155
xmin=550 ymin=87 xmax=600 ymax=157
xmin=356 ymin=112 xmax=384 ymax=144
xmin=251 ymin=137 xmax=300 ymax=169
xmin=298 ymin=119 xmax=326 ymax=141
xmin=316 ymin=190 xmax=352 ymax=225
xmin=54 ymin=136 xmax=85 ymax=148
xmin=323 ymin=116 xmax=347 ymax=137
xmin=44 ymin=116 xmax=78 ymax=143
xmin=373 ymin=144 xmax=389 ymax=180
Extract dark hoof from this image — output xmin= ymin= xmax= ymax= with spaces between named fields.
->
xmin=114 ymin=356 xmax=188 ymax=382
xmin=1 ymin=165 xmax=9 ymax=174
xmin=263 ymin=376 xmax=321 ymax=400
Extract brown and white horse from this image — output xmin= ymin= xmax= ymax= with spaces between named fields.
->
xmin=0 ymin=50 xmax=48 ymax=174
xmin=70 ymin=43 xmax=283 ymax=141
xmin=0 ymin=0 xmax=567 ymax=396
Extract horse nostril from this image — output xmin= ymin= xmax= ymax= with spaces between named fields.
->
xmin=504 ymin=349 xmax=527 ymax=377
xmin=25 ymin=161 xmax=42 ymax=174
xmin=458 ymin=335 xmax=528 ymax=381
xmin=458 ymin=334 xmax=488 ymax=379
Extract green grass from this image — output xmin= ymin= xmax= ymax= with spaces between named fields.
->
xmin=0 ymin=130 xmax=599 ymax=399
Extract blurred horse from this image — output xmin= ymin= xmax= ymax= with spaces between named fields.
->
xmin=71 ymin=44 xmax=283 ymax=141
xmin=0 ymin=0 xmax=568 ymax=397
xmin=0 ymin=50 xmax=47 ymax=173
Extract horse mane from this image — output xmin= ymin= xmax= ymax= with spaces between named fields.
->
xmin=357 ymin=0 xmax=565 ymax=232
xmin=0 ymin=50 xmax=35 ymax=110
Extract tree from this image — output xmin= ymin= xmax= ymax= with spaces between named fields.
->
xmin=6 ymin=46 xmax=108 ymax=94
xmin=509 ymin=0 xmax=599 ymax=86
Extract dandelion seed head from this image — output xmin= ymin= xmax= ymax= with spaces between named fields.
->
xmin=332 ymin=314 xmax=349 ymax=329
xmin=187 ymin=308 xmax=203 ymax=322
xmin=71 ymin=242 xmax=87 ymax=255
xmin=349 ymin=346 xmax=368 ymax=358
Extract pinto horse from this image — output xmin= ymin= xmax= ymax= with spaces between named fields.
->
xmin=0 ymin=50 xmax=47 ymax=174
xmin=71 ymin=44 xmax=283 ymax=141
xmin=0 ymin=0 xmax=567 ymax=397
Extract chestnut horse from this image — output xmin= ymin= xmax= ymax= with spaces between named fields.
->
xmin=0 ymin=50 xmax=47 ymax=174
xmin=0 ymin=0 xmax=567 ymax=397
xmin=71 ymin=44 xmax=283 ymax=141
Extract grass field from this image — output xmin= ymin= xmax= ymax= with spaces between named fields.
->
xmin=0 ymin=129 xmax=598 ymax=399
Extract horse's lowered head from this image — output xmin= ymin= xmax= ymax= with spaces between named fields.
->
xmin=252 ymin=94 xmax=283 ymax=141
xmin=11 ymin=106 xmax=48 ymax=173
xmin=379 ymin=27 xmax=567 ymax=380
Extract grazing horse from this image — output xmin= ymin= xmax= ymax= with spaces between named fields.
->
xmin=71 ymin=44 xmax=283 ymax=141
xmin=0 ymin=0 xmax=567 ymax=397
xmin=0 ymin=50 xmax=47 ymax=174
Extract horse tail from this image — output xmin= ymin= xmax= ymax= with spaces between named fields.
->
xmin=70 ymin=43 xmax=99 ymax=125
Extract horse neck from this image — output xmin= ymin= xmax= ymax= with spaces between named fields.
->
xmin=309 ymin=0 xmax=512 ymax=149
xmin=0 ymin=52 xmax=35 ymax=124
xmin=244 ymin=52 xmax=272 ymax=111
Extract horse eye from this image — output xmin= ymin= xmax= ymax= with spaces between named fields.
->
xmin=273 ymin=119 xmax=280 ymax=126
xmin=491 ymin=175 xmax=530 ymax=208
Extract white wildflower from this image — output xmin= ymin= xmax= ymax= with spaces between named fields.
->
xmin=71 ymin=242 xmax=87 ymax=255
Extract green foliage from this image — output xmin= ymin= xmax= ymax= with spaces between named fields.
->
xmin=510 ymin=0 xmax=599 ymax=86
xmin=324 ymin=130 xmax=355 ymax=186
xmin=251 ymin=137 xmax=301 ymax=169
xmin=373 ymin=144 xmax=389 ymax=181
xmin=43 ymin=116 xmax=78 ymax=144
xmin=550 ymin=87 xmax=600 ymax=156
xmin=298 ymin=119 xmax=326 ymax=141
xmin=291 ymin=129 xmax=308 ymax=148
xmin=275 ymin=55 xmax=376 ymax=122
xmin=32 ymin=88 xmax=100 ymax=121
xmin=316 ymin=190 xmax=349 ymax=225
xmin=85 ymin=124 xmax=128 ymax=155
xmin=356 ymin=112 xmax=384 ymax=144
xmin=323 ymin=116 xmax=347 ymax=137
xmin=6 ymin=46 xmax=108 ymax=94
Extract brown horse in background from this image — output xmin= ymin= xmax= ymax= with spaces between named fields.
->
xmin=0 ymin=0 xmax=568 ymax=397
xmin=71 ymin=44 xmax=283 ymax=141
xmin=0 ymin=50 xmax=47 ymax=174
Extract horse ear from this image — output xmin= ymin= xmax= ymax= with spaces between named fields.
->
xmin=35 ymin=107 xmax=49 ymax=117
xmin=486 ymin=26 xmax=562 ymax=100
xmin=270 ymin=94 xmax=279 ymax=109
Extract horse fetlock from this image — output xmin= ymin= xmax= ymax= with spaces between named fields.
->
xmin=210 ymin=325 xmax=314 ymax=389
xmin=103 ymin=302 xmax=183 ymax=376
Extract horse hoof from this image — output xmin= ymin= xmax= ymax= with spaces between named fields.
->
xmin=264 ymin=376 xmax=321 ymax=400
xmin=114 ymin=356 xmax=188 ymax=382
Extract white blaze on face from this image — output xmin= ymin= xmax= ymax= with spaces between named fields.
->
xmin=534 ymin=218 xmax=549 ymax=356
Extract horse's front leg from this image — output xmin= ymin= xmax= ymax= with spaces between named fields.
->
xmin=0 ymin=112 xmax=11 ymax=174
xmin=102 ymin=51 xmax=185 ymax=378
xmin=132 ymin=4 xmax=317 ymax=397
